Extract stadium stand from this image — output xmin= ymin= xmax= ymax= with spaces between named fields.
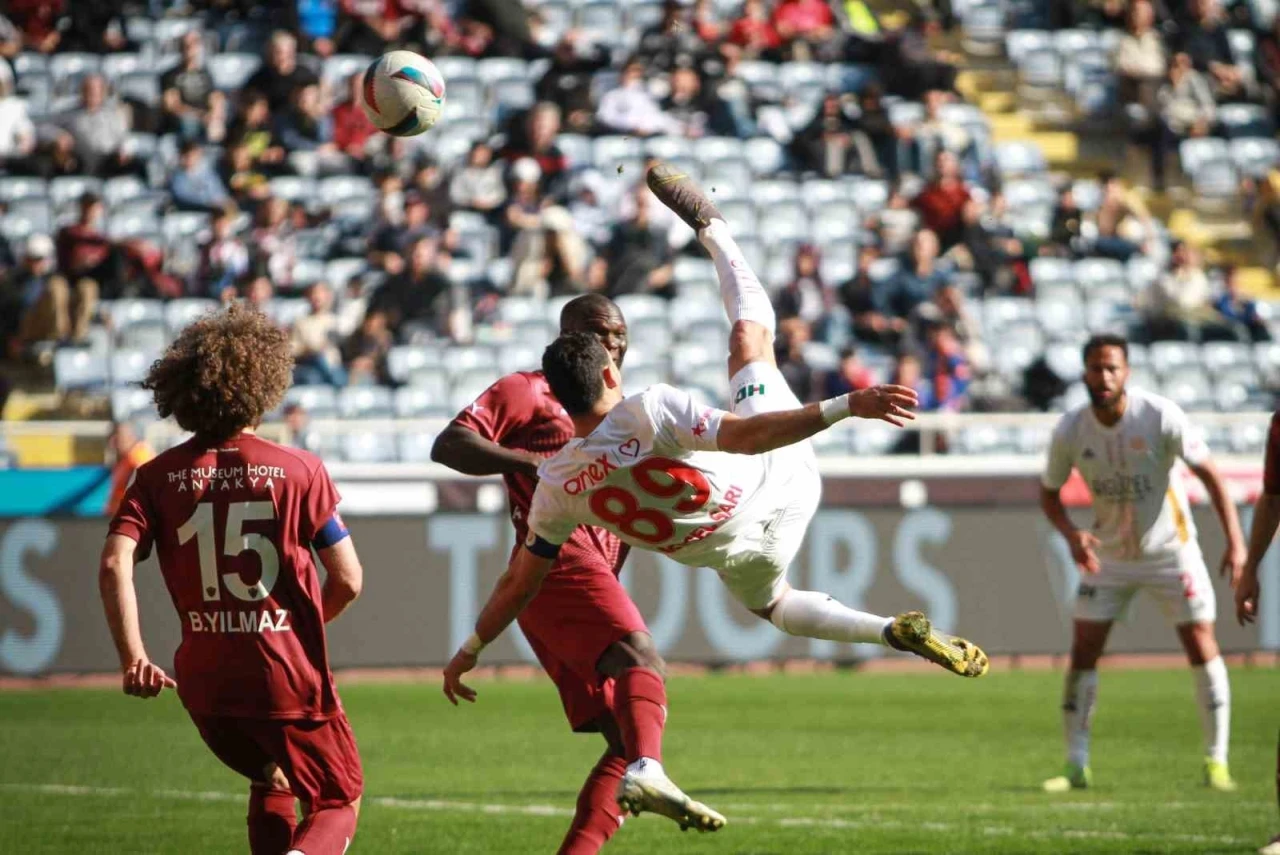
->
xmin=0 ymin=0 xmax=1277 ymax=465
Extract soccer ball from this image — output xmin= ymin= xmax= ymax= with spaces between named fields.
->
xmin=361 ymin=51 xmax=446 ymax=137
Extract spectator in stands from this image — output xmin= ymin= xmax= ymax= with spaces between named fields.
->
xmin=887 ymin=227 xmax=948 ymax=320
xmin=889 ymin=351 xmax=935 ymax=441
xmin=913 ymin=149 xmax=971 ymax=250
xmin=59 ymin=0 xmax=129 ymax=54
xmin=775 ymin=316 xmax=815 ymax=401
xmin=8 ymin=234 xmax=98 ymax=353
xmin=850 ymin=83 xmax=898 ymax=179
xmin=335 ymin=0 xmax=410 ymax=55
xmin=283 ymin=402 xmax=320 ymax=452
xmin=221 ymin=140 xmax=272 ymax=206
xmin=6 ymin=1 xmax=62 ymax=54
xmin=369 ymin=235 xmax=468 ymax=341
xmin=1255 ymin=15 xmax=1280 ymax=118
xmin=402 ymin=0 xmax=461 ymax=57
xmin=228 ymin=93 xmax=288 ymax=172
xmin=881 ymin=9 xmax=957 ymax=99
xmin=510 ymin=205 xmax=588 ymax=297
xmin=0 ymin=59 xmax=35 ymax=168
xmin=915 ymin=89 xmax=976 ymax=176
xmin=954 ymin=195 xmax=1026 ymax=294
xmin=162 ymin=30 xmax=227 ymax=143
xmin=171 ymin=141 xmax=233 ymax=214
xmin=104 ymin=421 xmax=153 ymax=518
xmin=820 ymin=345 xmax=877 ymax=397
xmin=336 ymin=273 xmax=368 ymax=337
xmin=0 ymin=236 xmax=47 ymax=357
xmin=729 ymin=0 xmax=782 ymax=60
xmin=1091 ymin=171 xmax=1154 ymax=261
xmin=275 ymin=83 xmax=337 ymax=156
xmin=0 ymin=14 xmax=23 ymax=58
xmin=294 ymin=0 xmax=339 ymax=56
xmin=56 ymin=193 xmax=118 ymax=297
xmin=639 ymin=0 xmax=709 ymax=73
xmin=499 ymin=103 xmax=569 ymax=191
xmin=292 ymin=281 xmax=348 ymax=387
xmin=923 ymin=323 xmax=971 ymax=411
xmin=242 ymin=273 xmax=275 ymax=312
xmin=341 ymin=305 xmax=393 ymax=385
xmin=774 ymin=243 xmax=833 ymax=330
xmin=772 ymin=0 xmax=839 ymax=61
xmin=197 ymin=206 xmax=250 ymax=300
xmin=568 ymin=169 xmax=613 ymax=247
xmin=1154 ymin=52 xmax=1218 ymax=190
xmin=1048 ymin=182 xmax=1085 ymax=256
xmin=500 ymin=158 xmax=546 ymax=254
xmin=841 ymin=242 xmax=908 ymax=346
xmin=691 ymin=0 xmax=724 ymax=41
xmin=333 ymin=71 xmax=379 ymax=164
xmin=1215 ymin=266 xmax=1272 ymax=341
xmin=450 ymin=141 xmax=507 ymax=213
xmin=597 ymin=57 xmax=675 ymax=137
xmin=912 ymin=281 xmax=988 ymax=372
xmin=660 ymin=59 xmax=738 ymax=138
xmin=593 ymin=185 xmax=675 ymax=298
xmin=251 ymin=196 xmax=298 ymax=288
xmin=61 ymin=75 xmax=135 ymax=177
xmin=1178 ymin=0 xmax=1247 ymax=101
xmin=409 ymin=155 xmax=454 ymax=226
xmin=1143 ymin=239 xmax=1215 ymax=340
xmin=535 ymin=33 xmax=610 ymax=134
xmin=1115 ymin=0 xmax=1167 ymax=123
xmin=247 ymin=30 xmax=320 ymax=112
xmin=792 ymin=92 xmax=875 ymax=177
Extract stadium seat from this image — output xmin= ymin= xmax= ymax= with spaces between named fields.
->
xmin=341 ymin=431 xmax=398 ymax=464
xmin=1161 ymin=370 xmax=1213 ymax=410
xmin=1043 ymin=341 xmax=1084 ymax=381
xmin=995 ymin=141 xmax=1048 ymax=177
xmin=764 ymin=202 xmax=810 ymax=245
xmin=111 ymin=387 xmax=156 ymax=422
xmin=744 ymin=138 xmax=787 ymax=176
xmin=109 ymin=349 xmax=154 ymax=386
xmin=476 ymin=57 xmax=528 ymax=85
xmin=644 ymin=135 xmax=693 ymax=161
xmin=450 ymin=368 xmax=500 ymax=410
xmin=268 ymin=176 xmax=315 ymax=204
xmin=107 ymin=299 xmax=166 ymax=328
xmin=102 ymin=175 xmax=148 ymax=208
xmin=164 ymin=298 xmax=218 ymax=333
xmin=322 ymin=54 xmax=373 ymax=88
xmin=338 ymin=386 xmax=395 ymax=419
xmin=850 ymin=179 xmax=890 ymax=214
xmin=284 ymin=385 xmax=338 ymax=417
xmin=398 ymin=431 xmax=440 ymax=463
xmin=1229 ymin=420 xmax=1268 ymax=454
xmin=693 ymin=136 xmax=744 ymax=164
xmin=1073 ymin=258 xmax=1127 ymax=287
xmin=0 ymin=176 xmax=48 ymax=203
xmin=1179 ymin=137 xmax=1230 ymax=176
xmin=1006 ymin=30 xmax=1053 ymax=66
xmin=1004 ymin=178 xmax=1057 ymax=212
xmin=432 ymin=56 xmax=477 ymax=82
xmin=984 ymin=296 xmax=1037 ymax=331
xmin=622 ymin=365 xmax=667 ymax=396
xmin=490 ymin=77 xmax=536 ymax=113
xmin=1036 ymin=298 xmax=1086 ymax=338
xmin=1219 ymin=103 xmax=1274 ymax=139
xmin=1201 ymin=341 xmax=1253 ymax=372
xmin=498 ymin=344 xmax=543 ymax=375
xmin=207 ymin=53 xmax=262 ymax=91
xmin=1149 ymin=341 xmax=1201 ymax=377
xmin=1229 ymin=137 xmax=1280 ymax=179
xmin=393 ymin=386 xmax=444 ymax=418
xmin=50 ymin=52 xmax=101 ymax=92
xmin=556 ymin=133 xmax=593 ymax=168
xmin=54 ymin=347 xmax=108 ymax=390
xmin=593 ymin=135 xmax=644 ymax=169
xmin=444 ymin=346 xmax=498 ymax=376
xmin=117 ymin=321 xmax=169 ymax=353
xmin=1029 ymin=256 xmax=1074 ymax=286
xmin=702 ymin=157 xmax=753 ymax=193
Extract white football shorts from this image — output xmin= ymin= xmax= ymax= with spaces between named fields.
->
xmin=1074 ymin=544 xmax=1217 ymax=625
xmin=714 ymin=360 xmax=821 ymax=611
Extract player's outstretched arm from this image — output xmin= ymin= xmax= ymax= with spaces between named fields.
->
xmin=431 ymin=422 xmax=542 ymax=478
xmin=318 ymin=537 xmax=364 ymax=623
xmin=716 ymin=385 xmax=917 ymax=455
xmin=1189 ymin=459 xmax=1247 ymax=585
xmin=442 ymin=546 xmax=554 ymax=705
xmin=99 ymin=533 xmax=175 ymax=698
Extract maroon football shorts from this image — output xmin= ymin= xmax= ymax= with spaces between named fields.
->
xmin=517 ymin=565 xmax=648 ymax=732
xmin=190 ymin=712 xmax=364 ymax=810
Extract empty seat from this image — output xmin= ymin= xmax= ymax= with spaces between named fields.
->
xmin=1036 ymin=298 xmax=1086 ymax=338
xmin=1074 ymin=258 xmax=1126 ymax=286
xmin=1044 ymin=341 xmax=1084 ymax=380
xmin=117 ymin=321 xmax=168 ymax=353
xmin=284 ymin=385 xmax=338 ymax=417
xmin=995 ymin=141 xmax=1047 ymax=177
xmin=108 ymin=299 xmax=166 ymax=327
xmin=165 ymin=298 xmax=218 ymax=332
xmin=268 ymin=176 xmax=315 ymax=204
xmin=1219 ymin=102 xmax=1274 ymax=139
xmin=268 ymin=298 xmax=310 ymax=328
xmin=0 ymin=176 xmax=48 ymax=202
xmin=54 ymin=347 xmax=107 ymax=390
xmin=338 ymin=386 xmax=395 ymax=418
xmin=208 ymin=52 xmax=261 ymax=90
xmin=444 ymin=346 xmax=498 ymax=375
xmin=102 ymin=175 xmax=148 ymax=207
xmin=393 ymin=386 xmax=445 ymax=418
xmin=1180 ymin=136 xmax=1230 ymax=175
xmin=450 ymin=368 xmax=501 ymax=410
xmin=398 ymin=431 xmax=439 ymax=463
xmin=1161 ymin=370 xmax=1213 ymax=410
xmin=322 ymin=54 xmax=373 ymax=86
xmin=476 ymin=57 xmax=528 ymax=84
xmin=498 ymin=344 xmax=542 ymax=375
xmin=1005 ymin=29 xmax=1053 ymax=65
xmin=1201 ymin=341 xmax=1253 ymax=372
xmin=1150 ymin=341 xmax=1201 ymax=376
xmin=1230 ymin=137 xmax=1280 ymax=179
xmin=109 ymin=349 xmax=153 ymax=386
xmin=1030 ymin=256 xmax=1075 ymax=286
xmin=341 ymin=432 xmax=398 ymax=464
xmin=111 ymin=387 xmax=156 ymax=421
xmin=744 ymin=137 xmax=787 ymax=176
xmin=984 ymin=296 xmax=1037 ymax=331
xmin=593 ymin=135 xmax=644 ymax=167
xmin=490 ymin=77 xmax=535 ymax=112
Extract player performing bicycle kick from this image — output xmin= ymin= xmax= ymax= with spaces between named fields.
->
xmin=443 ymin=163 xmax=990 ymax=833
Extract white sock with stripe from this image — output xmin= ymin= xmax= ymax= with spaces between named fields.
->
xmin=768 ymin=589 xmax=892 ymax=644
xmin=1193 ymin=656 xmax=1230 ymax=764
xmin=698 ymin=218 xmax=776 ymax=334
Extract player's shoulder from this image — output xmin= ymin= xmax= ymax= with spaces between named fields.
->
xmin=1051 ymin=403 xmax=1089 ymax=440
xmin=1127 ymin=387 xmax=1186 ymax=424
xmin=243 ymin=434 xmax=328 ymax=479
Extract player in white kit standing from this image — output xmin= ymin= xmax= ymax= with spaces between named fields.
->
xmin=1039 ymin=334 xmax=1245 ymax=793
xmin=443 ymin=163 xmax=989 ymax=832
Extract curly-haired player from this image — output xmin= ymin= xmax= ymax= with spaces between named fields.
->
xmin=99 ymin=305 xmax=365 ymax=855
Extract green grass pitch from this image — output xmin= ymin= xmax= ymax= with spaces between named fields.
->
xmin=1 ymin=668 xmax=1277 ymax=854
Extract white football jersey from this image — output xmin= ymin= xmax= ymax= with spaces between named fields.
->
xmin=527 ymin=384 xmax=773 ymax=568
xmin=1042 ymin=388 xmax=1210 ymax=563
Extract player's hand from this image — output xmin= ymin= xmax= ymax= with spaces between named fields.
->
xmin=1236 ymin=567 xmax=1260 ymax=625
xmin=122 ymin=658 xmax=176 ymax=699
xmin=848 ymin=385 xmax=918 ymax=427
xmin=1067 ymin=530 xmax=1102 ymax=575
xmin=1220 ymin=543 xmax=1246 ymax=586
xmin=442 ymin=649 xmax=479 ymax=706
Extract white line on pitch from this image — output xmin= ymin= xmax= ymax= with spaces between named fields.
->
xmin=0 ymin=782 xmax=1253 ymax=847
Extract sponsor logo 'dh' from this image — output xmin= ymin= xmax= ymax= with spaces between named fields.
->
xmin=734 ymin=383 xmax=765 ymax=404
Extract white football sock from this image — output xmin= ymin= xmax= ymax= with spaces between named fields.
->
xmin=699 ymin=218 xmax=776 ymax=335
xmin=1062 ymin=669 xmax=1098 ymax=769
xmin=768 ymin=589 xmax=892 ymax=645
xmin=626 ymin=757 xmax=664 ymax=777
xmin=1193 ymin=656 xmax=1231 ymax=764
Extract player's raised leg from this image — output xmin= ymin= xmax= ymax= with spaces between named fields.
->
xmin=1176 ymin=620 xmax=1235 ymax=791
xmin=1044 ymin=619 xmax=1109 ymax=792
xmin=248 ymin=768 xmax=298 ymax=855
xmin=646 ymin=162 xmax=775 ymax=381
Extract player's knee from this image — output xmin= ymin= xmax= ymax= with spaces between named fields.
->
xmin=1179 ymin=621 xmax=1218 ymax=665
xmin=597 ymin=633 xmax=666 ymax=680
xmin=728 ymin=321 xmax=772 ymax=369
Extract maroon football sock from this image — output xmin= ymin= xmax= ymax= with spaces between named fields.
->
xmin=290 ymin=804 xmax=357 ymax=855
xmin=557 ymin=752 xmax=628 ymax=855
xmin=247 ymin=786 xmax=297 ymax=855
xmin=612 ymin=667 xmax=667 ymax=763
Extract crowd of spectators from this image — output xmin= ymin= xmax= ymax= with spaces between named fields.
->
xmin=0 ymin=0 xmax=1272 ymax=436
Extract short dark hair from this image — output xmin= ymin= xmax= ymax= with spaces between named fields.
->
xmin=1082 ymin=333 xmax=1129 ymax=364
xmin=559 ymin=293 xmax=620 ymax=329
xmin=543 ymin=332 xmax=610 ymax=416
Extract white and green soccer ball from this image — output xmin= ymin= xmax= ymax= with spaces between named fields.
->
xmin=360 ymin=50 xmax=447 ymax=137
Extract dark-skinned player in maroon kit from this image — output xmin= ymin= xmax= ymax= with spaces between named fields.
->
xmin=432 ymin=294 xmax=712 ymax=850
xmin=100 ymin=305 xmax=365 ymax=855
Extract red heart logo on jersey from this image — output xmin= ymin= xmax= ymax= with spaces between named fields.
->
xmin=618 ymin=439 xmax=640 ymax=458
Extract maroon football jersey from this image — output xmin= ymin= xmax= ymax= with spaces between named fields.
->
xmin=109 ymin=432 xmax=342 ymax=720
xmin=452 ymin=371 xmax=627 ymax=575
